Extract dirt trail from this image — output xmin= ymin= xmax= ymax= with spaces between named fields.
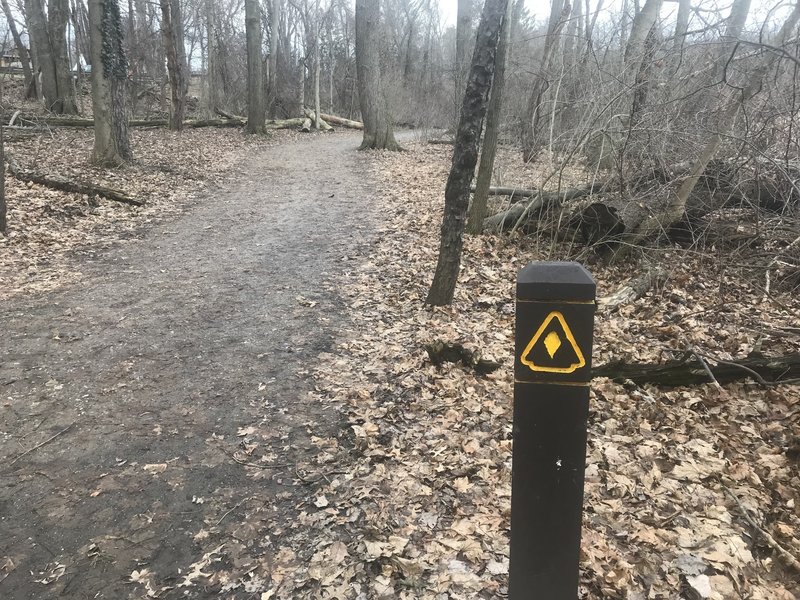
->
xmin=0 ymin=132 xmax=375 ymax=599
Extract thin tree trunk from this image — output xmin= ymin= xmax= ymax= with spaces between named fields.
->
xmin=314 ymin=5 xmax=321 ymax=130
xmin=88 ymin=0 xmax=132 ymax=165
xmin=1 ymin=0 xmax=35 ymax=97
xmin=426 ymin=0 xmax=509 ymax=306
xmin=245 ymin=0 xmax=265 ymax=133
xmin=355 ymin=0 xmax=399 ymax=150
xmin=454 ymin=0 xmax=473 ymax=126
xmin=268 ymin=0 xmax=280 ymax=118
xmin=673 ymin=0 xmax=689 ymax=53
xmin=205 ymin=0 xmax=221 ymax=112
xmin=521 ymin=0 xmax=569 ymax=162
xmin=0 ymin=124 xmax=6 ymax=234
xmin=467 ymin=0 xmax=513 ymax=234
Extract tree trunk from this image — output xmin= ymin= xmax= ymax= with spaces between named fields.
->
xmin=24 ymin=0 xmax=77 ymax=113
xmin=454 ymin=0 xmax=473 ymax=126
xmin=245 ymin=0 xmax=265 ymax=133
xmin=48 ymin=0 xmax=78 ymax=113
xmin=314 ymin=19 xmax=321 ymax=130
xmin=520 ymin=0 xmax=569 ymax=162
xmin=426 ymin=0 xmax=509 ymax=306
xmin=623 ymin=0 xmax=662 ymax=70
xmin=1 ymin=0 xmax=36 ymax=97
xmin=26 ymin=0 xmax=57 ymax=108
xmin=160 ymin=0 xmax=186 ymax=130
xmin=171 ymin=0 xmax=189 ymax=96
xmin=672 ymin=0 xmax=690 ymax=54
xmin=205 ymin=0 xmax=221 ymax=112
xmin=355 ymin=0 xmax=400 ymax=150
xmin=88 ymin=0 xmax=132 ymax=165
xmin=466 ymin=0 xmax=513 ymax=234
xmin=268 ymin=0 xmax=280 ymax=118
xmin=0 ymin=125 xmax=6 ymax=234
xmin=72 ymin=0 xmax=91 ymax=66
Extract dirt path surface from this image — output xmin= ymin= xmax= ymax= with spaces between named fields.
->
xmin=0 ymin=132 xmax=374 ymax=599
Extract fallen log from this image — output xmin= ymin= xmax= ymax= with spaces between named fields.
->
xmin=303 ymin=109 xmax=334 ymax=131
xmin=593 ymin=353 xmax=800 ymax=386
xmin=598 ymin=268 xmax=666 ymax=311
xmin=319 ymin=113 xmax=363 ymax=130
xmin=5 ymin=154 xmax=142 ymax=206
xmin=483 ymin=202 xmax=529 ymax=232
xmin=300 ymin=118 xmax=313 ymax=132
xmin=214 ymin=107 xmax=245 ymax=120
xmin=0 ymin=113 xmax=247 ymax=129
xmin=481 ymin=183 xmax=608 ymax=232
xmin=265 ymin=117 xmax=306 ymax=130
xmin=472 ymin=185 xmax=537 ymax=201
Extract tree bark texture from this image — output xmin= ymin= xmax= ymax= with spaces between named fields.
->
xmin=245 ymin=0 xmax=266 ymax=133
xmin=426 ymin=0 xmax=508 ymax=306
xmin=159 ymin=0 xmax=187 ymax=130
xmin=26 ymin=0 xmax=77 ymax=113
xmin=467 ymin=0 xmax=513 ymax=234
xmin=88 ymin=0 xmax=132 ymax=165
xmin=355 ymin=0 xmax=400 ymax=150
xmin=454 ymin=0 xmax=473 ymax=126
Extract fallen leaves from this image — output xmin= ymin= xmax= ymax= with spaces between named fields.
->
xmin=274 ymin=141 xmax=800 ymax=599
xmin=0 ymin=128 xmax=297 ymax=299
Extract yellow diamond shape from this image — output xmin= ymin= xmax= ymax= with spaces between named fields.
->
xmin=544 ymin=331 xmax=562 ymax=358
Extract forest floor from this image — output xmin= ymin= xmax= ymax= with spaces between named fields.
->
xmin=1 ymin=129 xmax=799 ymax=600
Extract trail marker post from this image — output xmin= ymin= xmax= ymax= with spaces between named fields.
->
xmin=510 ymin=262 xmax=596 ymax=599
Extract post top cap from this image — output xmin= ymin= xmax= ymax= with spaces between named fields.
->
xmin=517 ymin=261 xmax=596 ymax=302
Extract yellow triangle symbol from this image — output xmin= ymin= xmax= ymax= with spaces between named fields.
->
xmin=521 ymin=311 xmax=586 ymax=374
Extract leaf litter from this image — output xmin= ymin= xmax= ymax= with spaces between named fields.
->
xmin=0 ymin=127 xmax=300 ymax=299
xmin=258 ymin=141 xmax=800 ymax=599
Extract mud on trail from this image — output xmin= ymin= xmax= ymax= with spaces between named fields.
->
xmin=0 ymin=132 xmax=376 ymax=598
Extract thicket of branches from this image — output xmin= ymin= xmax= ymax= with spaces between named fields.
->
xmin=1 ymin=0 xmax=798 ymax=285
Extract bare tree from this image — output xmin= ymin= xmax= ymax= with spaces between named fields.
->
xmin=0 ymin=125 xmax=5 ymax=234
xmin=245 ymin=0 xmax=265 ymax=133
xmin=454 ymin=0 xmax=473 ymax=124
xmin=88 ymin=0 xmax=132 ymax=165
xmin=427 ymin=0 xmax=509 ymax=306
xmin=355 ymin=0 xmax=400 ymax=150
xmin=520 ymin=0 xmax=570 ymax=161
xmin=466 ymin=0 xmax=515 ymax=233
xmin=160 ymin=0 xmax=187 ymax=130
xmin=268 ymin=0 xmax=280 ymax=117
xmin=1 ymin=0 xmax=36 ymax=97
xmin=25 ymin=0 xmax=77 ymax=113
